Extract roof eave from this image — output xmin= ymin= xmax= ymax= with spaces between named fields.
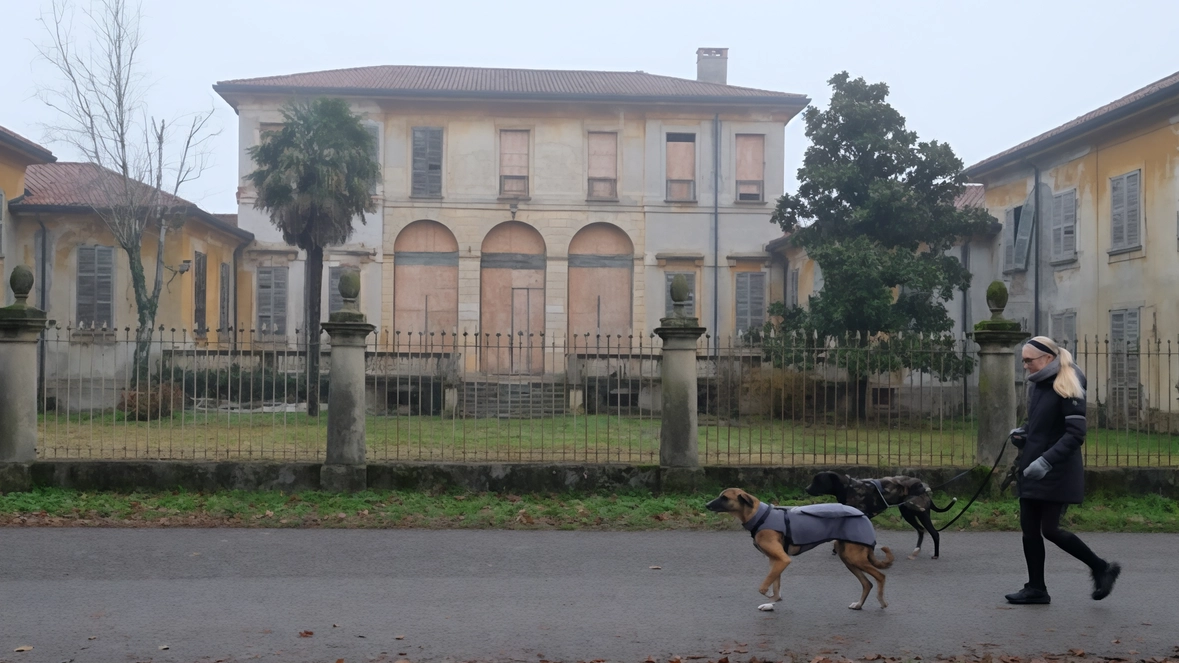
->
xmin=0 ymin=133 xmax=56 ymax=165
xmin=965 ymin=86 xmax=1179 ymax=179
xmin=213 ymin=83 xmax=810 ymax=111
xmin=10 ymin=203 xmax=255 ymax=243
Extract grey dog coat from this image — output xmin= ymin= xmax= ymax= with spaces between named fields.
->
xmin=743 ymin=502 xmax=877 ymax=554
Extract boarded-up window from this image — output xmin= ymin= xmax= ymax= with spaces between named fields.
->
xmin=329 ymin=266 xmax=360 ymax=314
xmin=1110 ymin=308 xmax=1141 ymax=423
xmin=500 ymin=130 xmax=529 ymax=196
xmin=1050 ymin=311 xmax=1076 ymax=347
xmin=587 ymin=132 xmax=618 ymax=199
xmin=666 ymin=133 xmax=696 ymax=201
xmin=193 ymin=251 xmax=208 ymax=335
xmin=736 ymin=134 xmax=765 ymax=202
xmin=1050 ymin=190 xmax=1077 ymax=261
xmin=411 ymin=127 xmax=443 ymax=197
xmin=257 ymin=266 xmax=288 ymax=335
xmin=664 ymin=271 xmax=696 ymax=317
xmin=1110 ymin=170 xmax=1141 ymax=251
xmin=735 ymin=271 xmax=767 ymax=333
xmin=219 ymin=263 xmax=231 ymax=332
xmin=76 ymin=245 xmax=114 ymax=328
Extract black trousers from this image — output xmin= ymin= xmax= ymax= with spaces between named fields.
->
xmin=1020 ymin=498 xmax=1107 ymax=590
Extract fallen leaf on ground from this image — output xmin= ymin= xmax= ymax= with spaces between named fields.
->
xmin=1069 ymin=650 xmax=1084 ymax=656
xmin=337 ymin=659 xmax=345 ymax=663
xmin=649 ymin=566 xmax=662 ymax=570
xmin=14 ymin=645 xmax=33 ymax=652
xmin=1112 ymin=640 xmax=1120 ymax=644
xmin=87 ymin=636 xmax=96 ymax=640
xmin=298 ymin=630 xmax=313 ymax=638
xmin=395 ymin=635 xmax=405 ymax=640
xmin=159 ymin=645 xmax=170 ymax=650
xmin=865 ymin=655 xmax=882 ymax=661
xmin=332 ymin=624 xmax=339 ymax=628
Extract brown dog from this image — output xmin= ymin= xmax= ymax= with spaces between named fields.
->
xmin=706 ymin=488 xmax=895 ymax=610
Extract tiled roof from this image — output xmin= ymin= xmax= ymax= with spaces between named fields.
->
xmin=0 ymin=125 xmax=56 ymax=164
xmin=212 ymin=213 xmax=238 ymax=227
xmin=215 ymin=65 xmax=808 ymax=105
xmin=954 ymin=184 xmax=986 ymax=209
xmin=967 ymin=69 xmax=1179 ymax=176
xmin=13 ymin=162 xmax=252 ymax=240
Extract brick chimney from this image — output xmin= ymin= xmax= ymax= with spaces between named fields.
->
xmin=696 ymin=48 xmax=728 ymax=85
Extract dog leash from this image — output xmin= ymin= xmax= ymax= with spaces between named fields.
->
xmin=933 ymin=433 xmax=1012 ymax=532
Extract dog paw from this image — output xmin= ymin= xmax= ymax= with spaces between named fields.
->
xmin=848 ymin=602 xmax=863 ymax=610
xmin=879 ymin=601 xmax=888 ymax=609
xmin=907 ymin=548 xmax=920 ymax=560
xmin=761 ymin=588 xmax=774 ymax=598
xmin=757 ymin=603 xmax=775 ymax=612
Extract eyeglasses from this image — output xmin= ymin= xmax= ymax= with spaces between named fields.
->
xmin=1021 ymin=357 xmax=1043 ymax=365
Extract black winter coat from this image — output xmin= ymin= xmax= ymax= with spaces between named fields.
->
xmin=1016 ymin=362 xmax=1087 ymax=503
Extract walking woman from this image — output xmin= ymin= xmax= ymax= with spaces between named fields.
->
xmin=1005 ymin=336 xmax=1120 ymax=604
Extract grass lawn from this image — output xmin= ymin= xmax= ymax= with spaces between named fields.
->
xmin=2 ymin=487 xmax=1177 ymax=533
xmin=36 ymin=412 xmax=1179 ymax=466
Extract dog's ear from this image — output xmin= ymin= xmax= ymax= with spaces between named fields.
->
xmin=738 ymin=492 xmax=754 ymax=508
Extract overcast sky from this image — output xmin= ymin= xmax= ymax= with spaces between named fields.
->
xmin=4 ymin=0 xmax=1178 ymax=213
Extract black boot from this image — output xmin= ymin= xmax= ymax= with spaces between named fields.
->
xmin=1091 ymin=562 xmax=1121 ymax=600
xmin=1005 ymin=585 xmax=1051 ymax=604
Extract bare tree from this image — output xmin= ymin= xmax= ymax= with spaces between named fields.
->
xmin=36 ymin=0 xmax=217 ymax=384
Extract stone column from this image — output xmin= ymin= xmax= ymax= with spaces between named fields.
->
xmin=968 ymin=281 xmax=1029 ymax=468
xmin=655 ymin=274 xmax=706 ymax=474
xmin=320 ymin=271 xmax=375 ymax=492
xmin=0 ymin=267 xmax=48 ymax=466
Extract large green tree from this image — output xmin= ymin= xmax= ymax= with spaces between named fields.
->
xmin=247 ymin=97 xmax=381 ymax=416
xmin=768 ymin=72 xmax=993 ymax=417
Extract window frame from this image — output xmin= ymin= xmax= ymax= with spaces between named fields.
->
xmin=256 ymin=265 xmax=289 ymax=336
xmin=1049 ymin=189 xmax=1078 ymax=263
xmin=411 ymin=126 xmax=444 ymax=198
xmin=664 ymin=270 xmax=697 ymax=317
xmin=734 ymin=134 xmax=766 ymax=203
xmin=1109 ymin=170 xmax=1142 ymax=254
xmin=586 ymin=131 xmax=619 ymax=201
xmin=498 ymin=129 xmax=531 ymax=199
xmin=665 ymin=132 xmax=697 ymax=203
xmin=75 ymin=244 xmax=116 ymax=330
xmin=734 ymin=271 xmax=767 ymax=335
xmin=193 ymin=251 xmax=208 ymax=337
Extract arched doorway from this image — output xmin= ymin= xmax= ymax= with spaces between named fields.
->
xmin=393 ymin=220 xmax=459 ymax=348
xmin=567 ymin=223 xmax=634 ymax=347
xmin=480 ymin=221 xmax=546 ymax=374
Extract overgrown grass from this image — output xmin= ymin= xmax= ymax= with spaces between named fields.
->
xmin=2 ymin=487 xmax=1176 ymax=532
xmin=36 ymin=411 xmax=1179 ymax=466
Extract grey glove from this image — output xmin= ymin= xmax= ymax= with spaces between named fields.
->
xmin=1023 ymin=456 xmax=1051 ymax=480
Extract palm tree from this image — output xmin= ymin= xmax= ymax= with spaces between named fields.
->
xmin=247 ymin=97 xmax=381 ymax=416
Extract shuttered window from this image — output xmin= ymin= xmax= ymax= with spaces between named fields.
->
xmin=411 ymin=127 xmax=443 ymax=197
xmin=587 ymin=132 xmax=617 ymax=199
xmin=1003 ymin=205 xmax=1026 ymax=272
xmin=257 ymin=266 xmax=288 ymax=335
xmin=219 ymin=263 xmax=231 ymax=332
xmin=1050 ymin=190 xmax=1077 ymax=261
xmin=499 ymin=130 xmax=529 ymax=196
xmin=328 ymin=266 xmax=360 ymax=314
xmin=193 ymin=251 xmax=208 ymax=335
xmin=1050 ymin=311 xmax=1076 ymax=347
xmin=787 ymin=268 xmax=800 ymax=307
xmin=1110 ymin=170 xmax=1141 ymax=252
xmin=666 ymin=133 xmax=696 ymax=201
xmin=735 ymin=134 xmax=765 ymax=202
xmin=735 ymin=272 xmax=767 ymax=334
xmin=76 ymin=245 xmax=114 ymax=328
xmin=1110 ymin=308 xmax=1141 ymax=422
xmin=664 ymin=271 xmax=696 ymax=317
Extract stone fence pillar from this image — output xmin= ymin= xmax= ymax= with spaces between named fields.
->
xmin=0 ymin=266 xmax=48 ymax=465
xmin=320 ymin=271 xmax=375 ymax=492
xmin=968 ymin=281 xmax=1029 ymax=467
xmin=655 ymin=274 xmax=706 ymax=474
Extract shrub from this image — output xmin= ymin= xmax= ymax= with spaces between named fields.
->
xmin=119 ymin=383 xmax=186 ymax=421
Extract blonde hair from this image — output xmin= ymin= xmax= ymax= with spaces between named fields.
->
xmin=1028 ymin=335 xmax=1084 ymax=399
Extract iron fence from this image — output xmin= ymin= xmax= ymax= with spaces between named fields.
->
xmin=31 ymin=326 xmax=1179 ymax=466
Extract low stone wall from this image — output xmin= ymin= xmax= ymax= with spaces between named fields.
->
xmin=2 ymin=461 xmax=1177 ymax=498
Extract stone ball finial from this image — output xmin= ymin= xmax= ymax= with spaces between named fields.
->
xmin=670 ymin=274 xmax=689 ymax=305
xmin=985 ymin=280 xmax=1009 ymax=320
xmin=339 ymin=270 xmax=361 ymax=301
xmin=10 ymin=265 xmax=34 ymax=304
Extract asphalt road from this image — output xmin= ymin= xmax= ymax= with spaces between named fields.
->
xmin=1 ymin=528 xmax=1176 ymax=663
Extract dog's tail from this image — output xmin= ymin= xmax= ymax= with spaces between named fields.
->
xmin=929 ymin=496 xmax=958 ymax=513
xmin=869 ymin=546 xmax=895 ymax=569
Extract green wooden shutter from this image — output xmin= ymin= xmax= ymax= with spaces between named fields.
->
xmin=1004 ymin=208 xmax=1015 ymax=270
xmin=272 ymin=267 xmax=288 ymax=335
xmin=257 ymin=268 xmax=272 ymax=332
xmin=1124 ymin=171 xmax=1141 ymax=248
xmin=95 ymin=246 xmax=114 ymax=328
xmin=735 ymin=273 xmax=750 ymax=332
xmin=411 ymin=128 xmax=429 ymax=196
xmin=1061 ymin=191 xmax=1077 ymax=256
xmin=76 ymin=246 xmax=96 ymax=326
xmin=1012 ymin=186 xmax=1037 ymax=270
xmin=219 ymin=263 xmax=231 ymax=331
xmin=1111 ymin=175 xmax=1126 ymax=249
xmin=426 ymin=128 xmax=443 ymax=196
xmin=194 ymin=252 xmax=207 ymax=333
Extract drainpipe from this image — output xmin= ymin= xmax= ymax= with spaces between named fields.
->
xmin=712 ymin=113 xmax=720 ymax=355
xmin=1032 ymin=165 xmax=1041 ymax=336
xmin=37 ymin=217 xmax=48 ymax=403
